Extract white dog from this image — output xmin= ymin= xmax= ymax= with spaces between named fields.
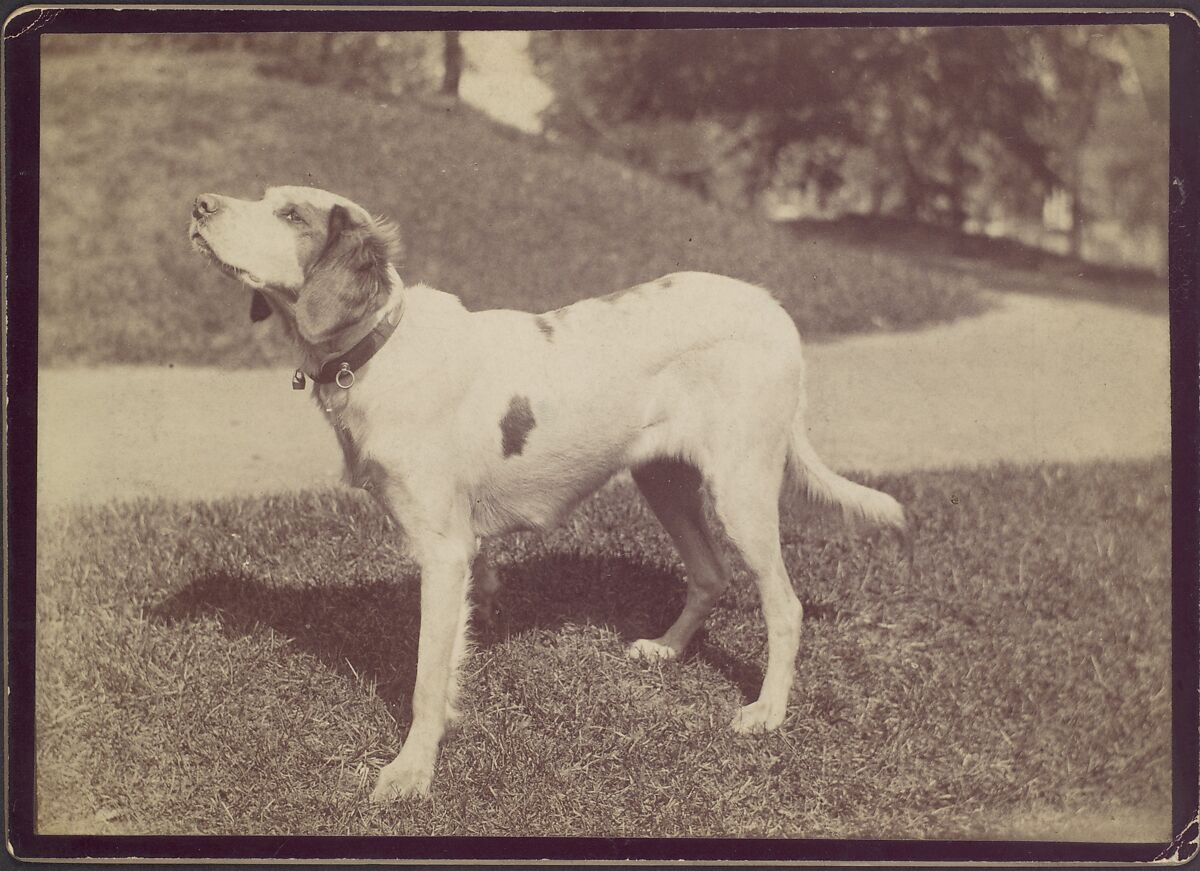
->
xmin=189 ymin=185 xmax=907 ymax=802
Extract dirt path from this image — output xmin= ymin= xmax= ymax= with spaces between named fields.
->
xmin=803 ymin=289 xmax=1169 ymax=472
xmin=39 ymin=291 xmax=1169 ymax=507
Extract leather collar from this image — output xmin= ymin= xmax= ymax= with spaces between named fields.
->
xmin=304 ymin=306 xmax=402 ymax=388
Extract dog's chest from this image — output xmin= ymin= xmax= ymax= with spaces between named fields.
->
xmin=313 ymin=388 xmax=385 ymax=493
xmin=334 ymin=421 xmax=385 ymax=492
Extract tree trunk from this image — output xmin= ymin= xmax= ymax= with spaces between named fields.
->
xmin=319 ymin=32 xmax=336 ymax=68
xmin=889 ymin=101 xmax=924 ymax=219
xmin=441 ymin=32 xmax=463 ymax=97
xmin=1066 ymin=155 xmax=1084 ymax=259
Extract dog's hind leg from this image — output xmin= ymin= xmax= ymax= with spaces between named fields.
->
xmin=628 ymin=458 xmax=730 ymax=662
xmin=471 ymin=549 xmax=502 ymax=630
xmin=707 ymin=452 xmax=802 ymax=734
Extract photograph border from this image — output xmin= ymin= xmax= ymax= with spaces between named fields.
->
xmin=5 ymin=3 xmax=1198 ymax=863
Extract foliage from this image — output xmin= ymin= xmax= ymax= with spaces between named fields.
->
xmin=35 ymin=461 xmax=1171 ymax=836
xmin=531 ymin=27 xmax=1137 ymax=230
xmin=56 ymin=32 xmax=441 ymax=94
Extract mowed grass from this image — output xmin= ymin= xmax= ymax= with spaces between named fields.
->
xmin=35 ymin=461 xmax=1171 ymax=838
xmin=38 ymin=42 xmax=984 ymax=368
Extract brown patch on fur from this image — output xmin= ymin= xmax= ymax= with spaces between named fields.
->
xmin=333 ymin=424 xmax=361 ymax=480
xmin=499 ymin=395 xmax=536 ymax=458
xmin=333 ymin=423 xmax=387 ymax=492
xmin=657 ymin=276 xmax=674 ymax=288
xmin=294 ymin=205 xmax=402 ymax=342
xmin=597 ymin=284 xmax=643 ymax=304
xmin=294 ymin=231 xmax=328 ymax=276
xmin=534 ymin=315 xmax=554 ymax=340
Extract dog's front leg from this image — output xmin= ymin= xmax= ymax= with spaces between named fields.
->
xmin=372 ymin=526 xmax=475 ymax=803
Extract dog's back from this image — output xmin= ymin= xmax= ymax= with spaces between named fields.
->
xmin=410 ymin=272 xmax=807 ymax=534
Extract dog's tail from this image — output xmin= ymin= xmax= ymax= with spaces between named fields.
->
xmin=786 ymin=410 xmax=912 ymax=558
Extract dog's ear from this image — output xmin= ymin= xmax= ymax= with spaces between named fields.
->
xmin=324 ymin=204 xmax=403 ymax=271
xmin=295 ymin=204 xmax=402 ymax=342
xmin=249 ymin=290 xmax=272 ymax=322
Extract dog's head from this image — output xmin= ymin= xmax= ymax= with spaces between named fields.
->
xmin=189 ymin=186 xmax=402 ymax=343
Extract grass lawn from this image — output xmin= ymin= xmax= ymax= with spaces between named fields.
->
xmin=38 ymin=41 xmax=986 ymax=368
xmin=35 ymin=461 xmax=1170 ymax=838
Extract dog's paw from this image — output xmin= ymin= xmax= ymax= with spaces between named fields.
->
xmin=627 ymin=637 xmax=680 ymax=662
xmin=730 ymin=699 xmax=786 ymax=734
xmin=370 ymin=753 xmax=434 ymax=803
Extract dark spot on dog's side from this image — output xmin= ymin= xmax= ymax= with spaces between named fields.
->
xmin=657 ymin=276 xmax=674 ymax=288
xmin=534 ymin=315 xmax=554 ymax=340
xmin=500 ymin=395 xmax=536 ymax=458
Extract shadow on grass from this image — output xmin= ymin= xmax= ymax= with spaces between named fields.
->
xmin=147 ymin=551 xmax=792 ymax=721
xmin=787 ymin=215 xmax=1168 ymax=315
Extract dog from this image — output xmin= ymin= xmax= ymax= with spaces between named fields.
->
xmin=189 ymin=185 xmax=908 ymax=802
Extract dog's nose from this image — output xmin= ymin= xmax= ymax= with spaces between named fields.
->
xmin=192 ymin=194 xmax=221 ymax=220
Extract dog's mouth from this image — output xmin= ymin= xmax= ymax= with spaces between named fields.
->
xmin=190 ymin=231 xmax=266 ymax=288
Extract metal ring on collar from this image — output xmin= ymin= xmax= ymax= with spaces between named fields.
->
xmin=335 ymin=363 xmax=355 ymax=389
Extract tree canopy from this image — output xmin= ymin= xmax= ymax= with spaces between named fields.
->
xmin=531 ymin=26 xmax=1155 ymax=246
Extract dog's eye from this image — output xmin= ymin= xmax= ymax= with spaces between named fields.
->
xmin=279 ymin=209 xmax=305 ymax=225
